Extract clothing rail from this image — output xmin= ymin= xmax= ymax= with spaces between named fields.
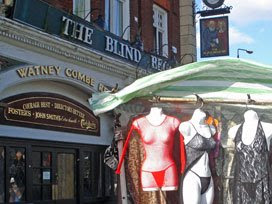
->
xmin=149 ymin=96 xmax=272 ymax=106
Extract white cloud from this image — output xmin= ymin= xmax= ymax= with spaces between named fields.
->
xmin=229 ymin=27 xmax=254 ymax=45
xmin=225 ymin=0 xmax=272 ymax=25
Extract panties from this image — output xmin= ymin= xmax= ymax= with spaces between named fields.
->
xmin=142 ymin=164 xmax=177 ymax=188
xmin=190 ymin=170 xmax=211 ymax=194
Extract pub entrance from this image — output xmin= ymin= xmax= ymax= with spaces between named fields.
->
xmin=31 ymin=147 xmax=77 ymax=204
xmin=0 ymin=142 xmax=78 ymax=204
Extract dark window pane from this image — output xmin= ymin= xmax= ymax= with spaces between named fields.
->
xmin=32 ymin=152 xmax=41 ymax=167
xmin=42 ymin=185 xmax=51 ymax=200
xmin=92 ymin=152 xmax=99 ymax=197
xmin=0 ymin=147 xmax=4 ymax=203
xmin=42 ymin=152 xmax=51 ymax=167
xmin=105 ymin=166 xmax=113 ymax=197
xmin=83 ymin=152 xmax=91 ymax=198
xmin=33 ymin=168 xmax=41 ymax=184
xmin=32 ymin=185 xmax=41 ymax=201
xmin=8 ymin=148 xmax=25 ymax=203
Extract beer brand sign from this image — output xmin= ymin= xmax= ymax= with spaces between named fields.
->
xmin=0 ymin=93 xmax=100 ymax=136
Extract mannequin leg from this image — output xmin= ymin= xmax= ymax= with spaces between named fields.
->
xmin=182 ymin=171 xmax=202 ymax=204
xmin=200 ymin=177 xmax=214 ymax=204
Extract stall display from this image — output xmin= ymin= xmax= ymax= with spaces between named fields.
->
xmin=115 ymin=107 xmax=186 ymax=191
xmin=179 ymin=108 xmax=216 ymax=204
xmin=228 ymin=110 xmax=272 ymax=204
xmin=89 ymin=59 xmax=272 ymax=204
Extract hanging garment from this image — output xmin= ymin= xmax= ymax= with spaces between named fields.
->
xmin=233 ymin=120 xmax=271 ymax=204
xmin=184 ymin=123 xmax=216 ymax=173
xmin=115 ymin=115 xmax=186 ymax=189
xmin=179 ymin=122 xmax=216 ymax=202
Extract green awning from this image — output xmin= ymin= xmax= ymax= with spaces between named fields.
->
xmin=89 ymin=58 xmax=272 ymax=115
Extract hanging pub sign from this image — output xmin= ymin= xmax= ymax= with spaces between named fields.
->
xmin=200 ymin=16 xmax=229 ymax=58
xmin=0 ymin=93 xmax=100 ymax=136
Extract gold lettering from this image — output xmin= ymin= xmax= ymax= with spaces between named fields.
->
xmin=65 ymin=68 xmax=72 ymax=77
xmin=77 ymin=72 xmax=85 ymax=81
xmin=41 ymin=102 xmax=50 ymax=108
xmin=48 ymin=66 xmax=55 ymax=75
xmin=17 ymin=68 xmax=28 ymax=78
xmin=71 ymin=70 xmax=77 ymax=78
xmin=41 ymin=66 xmax=48 ymax=75
xmin=22 ymin=102 xmax=40 ymax=110
xmin=27 ymin=68 xmax=36 ymax=76
xmin=35 ymin=112 xmax=46 ymax=119
xmin=46 ymin=113 xmax=62 ymax=121
xmin=33 ymin=66 xmax=41 ymax=75
xmin=55 ymin=66 xmax=61 ymax=75
xmin=7 ymin=107 xmax=31 ymax=117
xmin=65 ymin=68 xmax=95 ymax=87
xmin=81 ymin=119 xmax=97 ymax=130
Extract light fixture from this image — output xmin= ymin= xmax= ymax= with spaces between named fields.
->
xmin=237 ymin=48 xmax=253 ymax=58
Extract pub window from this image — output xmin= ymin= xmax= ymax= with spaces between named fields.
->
xmin=83 ymin=150 xmax=116 ymax=202
xmin=0 ymin=147 xmax=4 ymax=203
xmin=8 ymin=148 xmax=26 ymax=203
xmin=105 ymin=0 xmax=130 ymax=40
xmin=73 ymin=0 xmax=91 ymax=22
xmin=32 ymin=151 xmax=52 ymax=201
xmin=153 ymin=4 xmax=168 ymax=57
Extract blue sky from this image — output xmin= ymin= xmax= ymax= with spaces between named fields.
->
xmin=195 ymin=0 xmax=272 ymax=65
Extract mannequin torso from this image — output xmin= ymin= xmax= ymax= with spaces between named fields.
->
xmin=228 ymin=110 xmax=272 ymax=149
xmin=179 ymin=108 xmax=216 ymax=177
xmin=179 ymin=109 xmax=216 ymax=204
xmin=229 ymin=109 xmax=272 ymax=203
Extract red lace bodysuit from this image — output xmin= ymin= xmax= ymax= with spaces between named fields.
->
xmin=116 ymin=115 xmax=186 ymax=190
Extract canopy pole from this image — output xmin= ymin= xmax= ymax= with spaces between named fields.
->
xmin=150 ymin=96 xmax=272 ymax=106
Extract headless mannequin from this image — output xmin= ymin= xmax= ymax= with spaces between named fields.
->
xmin=228 ymin=109 xmax=272 ymax=149
xmin=179 ymin=108 xmax=216 ymax=204
xmin=228 ymin=109 xmax=272 ymax=203
xmin=144 ymin=107 xmax=176 ymax=191
xmin=116 ymin=106 xmax=186 ymax=191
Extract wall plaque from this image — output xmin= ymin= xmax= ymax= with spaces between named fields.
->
xmin=0 ymin=93 xmax=100 ymax=136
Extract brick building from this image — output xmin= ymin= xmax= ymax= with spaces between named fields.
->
xmin=0 ymin=0 xmax=196 ymax=203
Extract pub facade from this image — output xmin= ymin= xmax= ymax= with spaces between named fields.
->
xmin=0 ymin=0 xmax=196 ymax=203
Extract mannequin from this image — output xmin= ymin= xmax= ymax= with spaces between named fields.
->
xmin=228 ymin=109 xmax=272 ymax=204
xmin=179 ymin=108 xmax=216 ymax=204
xmin=116 ymin=106 xmax=186 ymax=191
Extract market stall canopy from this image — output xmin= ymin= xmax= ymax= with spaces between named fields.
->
xmin=89 ymin=58 xmax=272 ymax=115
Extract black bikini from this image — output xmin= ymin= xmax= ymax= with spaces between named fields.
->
xmin=190 ymin=170 xmax=211 ymax=194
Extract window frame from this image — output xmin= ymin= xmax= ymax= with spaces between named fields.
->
xmin=73 ymin=0 xmax=91 ymax=22
xmin=153 ymin=4 xmax=168 ymax=57
xmin=105 ymin=0 xmax=130 ymax=40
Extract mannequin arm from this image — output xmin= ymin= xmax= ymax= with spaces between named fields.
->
xmin=115 ymin=123 xmax=136 ymax=174
xmin=228 ymin=125 xmax=240 ymax=140
xmin=179 ymin=133 xmax=186 ymax=174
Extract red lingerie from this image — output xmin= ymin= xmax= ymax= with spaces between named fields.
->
xmin=116 ymin=115 xmax=186 ymax=189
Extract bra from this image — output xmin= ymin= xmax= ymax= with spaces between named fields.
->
xmin=186 ymin=123 xmax=216 ymax=152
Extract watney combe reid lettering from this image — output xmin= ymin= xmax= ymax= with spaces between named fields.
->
xmin=16 ymin=66 xmax=95 ymax=87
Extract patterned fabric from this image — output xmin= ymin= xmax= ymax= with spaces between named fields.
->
xmin=185 ymin=124 xmax=217 ymax=170
xmin=233 ymin=121 xmax=272 ymax=204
